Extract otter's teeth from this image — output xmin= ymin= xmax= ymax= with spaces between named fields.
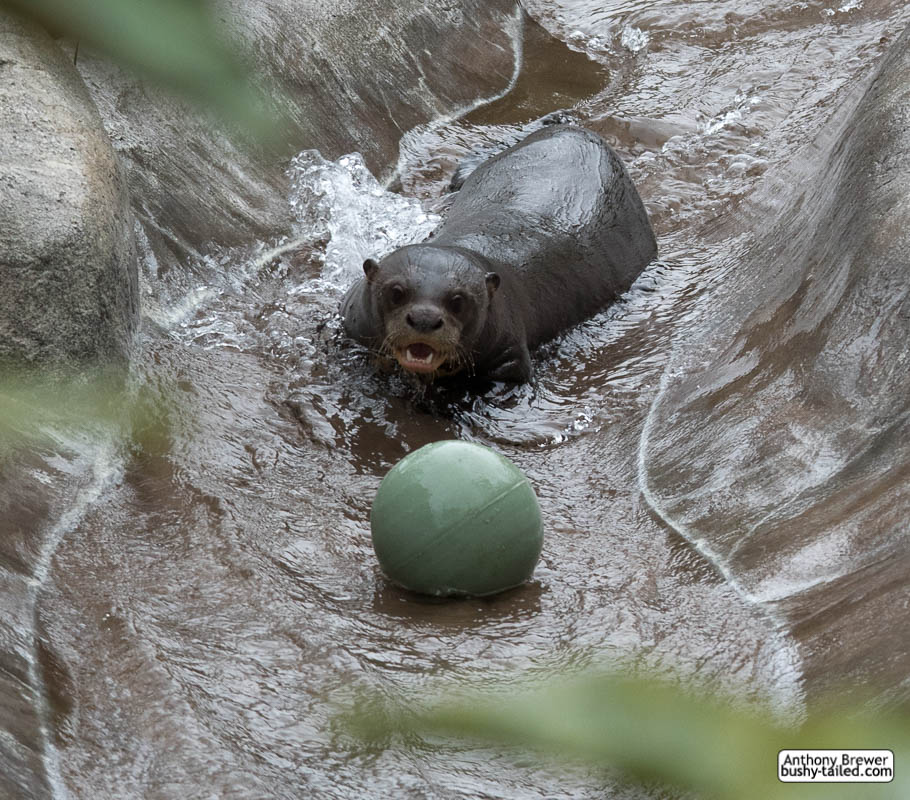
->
xmin=406 ymin=346 xmax=434 ymax=364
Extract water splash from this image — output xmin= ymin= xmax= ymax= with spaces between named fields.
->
xmin=700 ymin=90 xmax=761 ymax=135
xmin=823 ymin=0 xmax=864 ymax=16
xmin=286 ymin=150 xmax=441 ymax=290
xmin=620 ymin=25 xmax=650 ymax=53
xmin=567 ymin=28 xmax=608 ymax=51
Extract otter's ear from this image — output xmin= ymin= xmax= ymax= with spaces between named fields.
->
xmin=363 ymin=258 xmax=380 ymax=282
xmin=485 ymin=272 xmax=501 ymax=297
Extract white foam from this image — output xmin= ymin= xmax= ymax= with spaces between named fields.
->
xmin=832 ymin=0 xmax=863 ymax=13
xmin=700 ymin=89 xmax=760 ymax=135
xmin=620 ymin=26 xmax=649 ymax=54
xmin=286 ymin=150 xmax=441 ymax=291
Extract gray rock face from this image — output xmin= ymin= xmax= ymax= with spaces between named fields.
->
xmin=71 ymin=0 xmax=524 ymax=269
xmin=0 ymin=12 xmax=138 ymax=796
xmin=0 ymin=11 xmax=138 ymax=366
xmin=641 ymin=24 xmax=910 ymax=701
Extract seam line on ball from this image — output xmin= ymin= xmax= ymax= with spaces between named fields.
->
xmin=381 ymin=478 xmax=533 ymax=574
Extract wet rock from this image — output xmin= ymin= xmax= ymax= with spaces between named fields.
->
xmin=0 ymin=10 xmax=138 ymax=366
xmin=69 ymin=0 xmax=525 ymax=270
xmin=0 ymin=12 xmax=139 ymax=795
xmin=641 ymin=23 xmax=910 ymax=703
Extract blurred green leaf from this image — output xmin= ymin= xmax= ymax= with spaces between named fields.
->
xmin=0 ymin=365 xmax=173 ymax=458
xmin=2 ymin=0 xmax=284 ymax=141
xmin=343 ymin=672 xmax=909 ymax=799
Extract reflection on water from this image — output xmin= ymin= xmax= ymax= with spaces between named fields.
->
xmin=4 ymin=0 xmax=910 ymax=797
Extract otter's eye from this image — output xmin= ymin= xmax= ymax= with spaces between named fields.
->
xmin=447 ymin=293 xmax=465 ymax=315
xmin=387 ymin=284 xmax=407 ymax=307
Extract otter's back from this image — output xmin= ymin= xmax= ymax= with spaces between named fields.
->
xmin=433 ymin=125 xmax=656 ymax=347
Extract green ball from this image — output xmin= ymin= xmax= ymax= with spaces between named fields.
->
xmin=370 ymin=440 xmax=543 ymax=597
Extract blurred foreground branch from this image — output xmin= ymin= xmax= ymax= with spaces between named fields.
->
xmin=1 ymin=0 xmax=285 ymax=141
xmin=343 ymin=672 xmax=908 ymax=799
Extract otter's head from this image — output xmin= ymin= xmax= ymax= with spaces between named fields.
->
xmin=364 ymin=244 xmax=500 ymax=378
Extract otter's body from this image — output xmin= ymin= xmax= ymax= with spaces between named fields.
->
xmin=341 ymin=125 xmax=657 ymax=383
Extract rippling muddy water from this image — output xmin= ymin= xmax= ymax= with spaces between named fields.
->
xmin=7 ymin=1 xmax=910 ymax=797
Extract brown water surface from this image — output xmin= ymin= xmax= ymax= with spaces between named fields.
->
xmin=6 ymin=1 xmax=910 ymax=797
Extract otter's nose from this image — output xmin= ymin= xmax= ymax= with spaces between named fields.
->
xmin=406 ymin=306 xmax=444 ymax=333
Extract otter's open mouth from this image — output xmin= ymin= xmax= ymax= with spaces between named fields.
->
xmin=396 ymin=342 xmax=443 ymax=374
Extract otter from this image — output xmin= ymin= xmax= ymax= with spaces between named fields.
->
xmin=340 ymin=125 xmax=657 ymax=383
